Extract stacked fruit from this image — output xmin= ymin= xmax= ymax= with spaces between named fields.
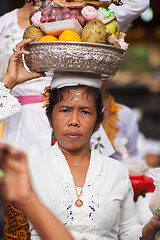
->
xmin=40 ymin=7 xmax=86 ymax=26
xmin=24 ymin=1 xmax=128 ymax=50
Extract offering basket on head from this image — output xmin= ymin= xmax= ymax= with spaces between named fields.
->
xmin=24 ymin=0 xmax=127 ymax=79
xmin=24 ymin=41 xmax=126 ymax=78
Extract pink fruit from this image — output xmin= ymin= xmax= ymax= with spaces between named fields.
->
xmin=70 ymin=9 xmax=79 ymax=17
xmin=31 ymin=11 xmax=41 ymax=27
xmin=40 ymin=16 xmax=47 ymax=23
xmin=48 ymin=15 xmax=56 ymax=22
xmin=62 ymin=7 xmax=70 ymax=15
xmin=50 ymin=8 xmax=61 ymax=16
xmin=63 ymin=13 xmax=70 ymax=20
xmin=81 ymin=6 xmax=98 ymax=21
xmin=76 ymin=15 xmax=86 ymax=26
xmin=56 ymin=13 xmax=62 ymax=21
xmin=41 ymin=9 xmax=51 ymax=17
xmin=68 ymin=14 xmax=76 ymax=20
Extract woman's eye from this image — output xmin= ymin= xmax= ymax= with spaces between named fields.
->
xmin=82 ymin=110 xmax=90 ymax=115
xmin=60 ymin=109 xmax=69 ymax=113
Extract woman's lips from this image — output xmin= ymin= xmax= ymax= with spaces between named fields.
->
xmin=65 ymin=132 xmax=81 ymax=139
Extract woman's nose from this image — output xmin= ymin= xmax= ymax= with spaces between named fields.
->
xmin=68 ymin=111 xmax=80 ymax=127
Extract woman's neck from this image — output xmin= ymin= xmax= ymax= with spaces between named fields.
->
xmin=17 ymin=3 xmax=35 ymax=30
xmin=58 ymin=142 xmax=91 ymax=163
xmin=58 ymin=144 xmax=91 ymax=187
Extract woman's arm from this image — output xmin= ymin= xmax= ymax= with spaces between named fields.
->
xmin=1 ymin=39 xmax=45 ymax=90
xmin=109 ymin=0 xmax=150 ymax=32
xmin=0 ymin=143 xmax=74 ymax=240
xmin=141 ymin=217 xmax=160 ymax=240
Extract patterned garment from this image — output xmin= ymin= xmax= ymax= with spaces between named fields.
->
xmin=4 ymin=203 xmax=30 ymax=240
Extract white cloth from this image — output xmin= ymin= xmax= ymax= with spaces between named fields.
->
xmin=21 ymin=142 xmax=143 ymax=240
xmin=0 ymin=82 xmax=21 ymax=122
xmin=135 ymin=192 xmax=153 ymax=225
xmin=91 ymin=124 xmax=115 ymax=156
xmin=0 ymin=9 xmax=52 ymax=146
xmin=106 ymin=104 xmax=141 ymax=160
xmin=109 ymin=0 xmax=150 ymax=32
xmin=51 ymin=72 xmax=102 ymax=89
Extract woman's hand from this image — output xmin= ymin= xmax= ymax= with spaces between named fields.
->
xmin=141 ymin=216 xmax=160 ymax=240
xmin=0 ymin=142 xmax=34 ymax=205
xmin=1 ymin=39 xmax=45 ymax=90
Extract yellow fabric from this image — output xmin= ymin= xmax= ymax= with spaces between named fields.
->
xmin=0 ymin=121 xmax=5 ymax=140
xmin=102 ymin=95 xmax=123 ymax=145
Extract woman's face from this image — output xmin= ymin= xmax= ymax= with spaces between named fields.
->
xmin=51 ymin=88 xmax=98 ymax=154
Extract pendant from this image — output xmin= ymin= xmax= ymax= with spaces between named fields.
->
xmin=75 ymin=199 xmax=83 ymax=207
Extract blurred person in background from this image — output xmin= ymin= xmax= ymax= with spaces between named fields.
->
xmin=131 ymin=108 xmax=160 ymax=225
xmin=136 ymin=135 xmax=160 ymax=225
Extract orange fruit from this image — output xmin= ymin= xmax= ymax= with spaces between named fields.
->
xmin=39 ymin=35 xmax=58 ymax=41
xmin=58 ymin=30 xmax=81 ymax=42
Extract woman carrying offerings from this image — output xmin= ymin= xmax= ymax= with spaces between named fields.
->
xmin=0 ymin=39 xmax=160 ymax=240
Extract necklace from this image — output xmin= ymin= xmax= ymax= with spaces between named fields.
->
xmin=74 ymin=182 xmax=83 ymax=207
xmin=74 ymin=162 xmax=80 ymax=166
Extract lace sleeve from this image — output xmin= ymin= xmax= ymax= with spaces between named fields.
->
xmin=0 ymin=81 xmax=21 ymax=123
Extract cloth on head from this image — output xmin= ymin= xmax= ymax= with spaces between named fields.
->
xmin=51 ymin=72 xmax=102 ymax=89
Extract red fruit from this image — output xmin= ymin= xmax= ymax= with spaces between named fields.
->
xmin=48 ymin=15 xmax=56 ymax=22
xmin=68 ymin=14 xmax=76 ymax=20
xmin=41 ymin=9 xmax=51 ymax=17
xmin=40 ymin=16 xmax=47 ymax=23
xmin=70 ymin=10 xmax=79 ymax=16
xmin=50 ymin=8 xmax=61 ymax=16
xmin=62 ymin=8 xmax=70 ymax=15
xmin=56 ymin=13 xmax=62 ymax=21
xmin=157 ymin=212 xmax=160 ymax=219
xmin=77 ymin=15 xmax=86 ymax=26
xmin=63 ymin=13 xmax=70 ymax=20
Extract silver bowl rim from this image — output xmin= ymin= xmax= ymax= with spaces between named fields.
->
xmin=24 ymin=41 xmax=126 ymax=54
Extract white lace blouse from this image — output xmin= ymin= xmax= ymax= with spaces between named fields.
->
xmin=24 ymin=142 xmax=143 ymax=240
xmin=0 ymin=82 xmax=21 ymax=122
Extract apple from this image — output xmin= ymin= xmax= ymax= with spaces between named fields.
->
xmin=105 ymin=20 xmax=120 ymax=38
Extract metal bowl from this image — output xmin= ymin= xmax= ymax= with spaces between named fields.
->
xmin=24 ymin=41 xmax=126 ymax=78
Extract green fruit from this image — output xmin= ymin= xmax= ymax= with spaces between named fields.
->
xmin=105 ymin=20 xmax=120 ymax=38
xmin=23 ymin=25 xmax=45 ymax=42
xmin=81 ymin=19 xmax=107 ymax=44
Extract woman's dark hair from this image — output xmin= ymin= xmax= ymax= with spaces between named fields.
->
xmin=26 ymin=0 xmax=35 ymax=6
xmin=46 ymin=85 xmax=104 ymax=129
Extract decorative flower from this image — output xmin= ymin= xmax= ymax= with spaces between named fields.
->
xmin=41 ymin=86 xmax=51 ymax=108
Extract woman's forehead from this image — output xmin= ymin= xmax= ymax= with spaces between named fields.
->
xmin=56 ymin=88 xmax=95 ymax=108
xmin=62 ymin=88 xmax=92 ymax=101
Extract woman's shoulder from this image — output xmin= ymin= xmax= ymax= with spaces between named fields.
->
xmin=93 ymin=148 xmax=128 ymax=173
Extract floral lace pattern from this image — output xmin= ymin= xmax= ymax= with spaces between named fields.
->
xmin=0 ymin=82 xmax=21 ymax=123
xmin=51 ymin=144 xmax=103 ymax=235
